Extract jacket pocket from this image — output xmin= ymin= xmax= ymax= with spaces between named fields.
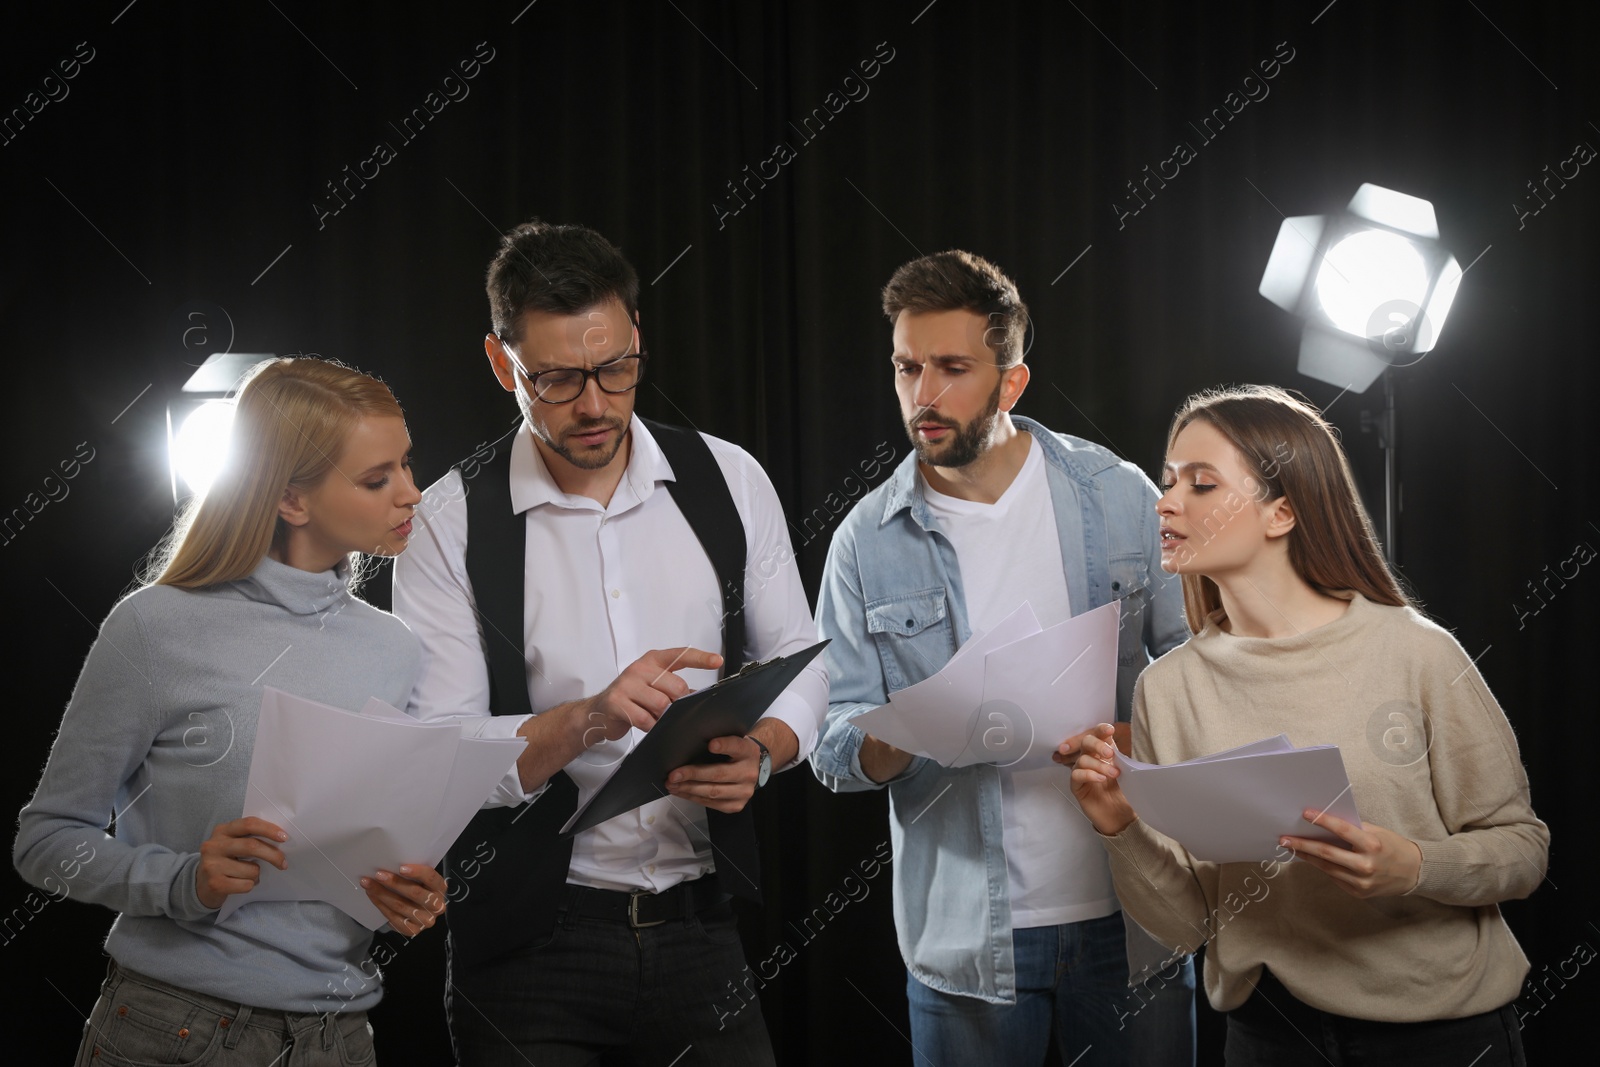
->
xmin=866 ymin=588 xmax=953 ymax=693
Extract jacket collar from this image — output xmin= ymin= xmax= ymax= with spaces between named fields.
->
xmin=877 ymin=415 xmax=1120 ymax=528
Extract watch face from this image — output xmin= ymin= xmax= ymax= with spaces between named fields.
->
xmin=757 ymin=752 xmax=772 ymax=788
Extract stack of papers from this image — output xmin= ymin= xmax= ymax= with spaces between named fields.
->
xmin=853 ymin=600 xmax=1120 ymax=770
xmin=1115 ymin=736 xmax=1361 ymax=863
xmin=218 ymin=688 xmax=525 ymax=929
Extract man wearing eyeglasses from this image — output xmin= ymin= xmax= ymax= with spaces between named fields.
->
xmin=392 ymin=219 xmax=826 ymax=1065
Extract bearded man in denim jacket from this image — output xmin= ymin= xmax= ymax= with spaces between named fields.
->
xmin=811 ymin=250 xmax=1196 ymax=1065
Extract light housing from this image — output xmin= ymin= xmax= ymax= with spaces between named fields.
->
xmin=1259 ymin=183 xmax=1461 ymax=392
xmin=166 ymin=353 xmax=273 ymax=500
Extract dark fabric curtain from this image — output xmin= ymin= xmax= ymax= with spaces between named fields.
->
xmin=3 ymin=2 xmax=1593 ymax=1063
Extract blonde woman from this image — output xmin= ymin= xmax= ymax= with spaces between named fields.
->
xmin=15 ymin=358 xmax=446 ymax=1066
xmin=1065 ymin=385 xmax=1545 ymax=1065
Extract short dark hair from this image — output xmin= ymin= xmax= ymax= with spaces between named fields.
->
xmin=880 ymin=250 xmax=1029 ymax=367
xmin=486 ymin=219 xmax=640 ymax=345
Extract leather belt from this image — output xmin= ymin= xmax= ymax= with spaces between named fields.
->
xmin=563 ymin=874 xmax=730 ymax=929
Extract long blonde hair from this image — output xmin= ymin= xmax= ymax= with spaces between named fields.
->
xmin=1167 ymin=384 xmax=1412 ymax=633
xmin=148 ymin=358 xmax=405 ymax=589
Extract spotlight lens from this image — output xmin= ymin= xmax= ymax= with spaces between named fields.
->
xmin=1314 ymin=229 xmax=1431 ymax=338
xmin=173 ymin=400 xmax=235 ymax=496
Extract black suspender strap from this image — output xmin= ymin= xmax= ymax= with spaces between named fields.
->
xmin=643 ymin=418 xmax=760 ymax=904
xmin=443 ymin=419 xmax=759 ymax=970
xmin=445 ymin=426 xmax=576 ymax=966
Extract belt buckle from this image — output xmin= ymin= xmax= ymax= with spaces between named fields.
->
xmin=628 ymin=890 xmax=666 ymax=929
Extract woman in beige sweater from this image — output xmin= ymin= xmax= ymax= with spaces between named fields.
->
xmin=1065 ymin=385 xmax=1546 ymax=1065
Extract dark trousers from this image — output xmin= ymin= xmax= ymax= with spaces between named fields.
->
xmin=1224 ymin=969 xmax=1525 ymax=1066
xmin=446 ymin=896 xmax=775 ymax=1067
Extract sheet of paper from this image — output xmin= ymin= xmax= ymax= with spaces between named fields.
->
xmin=1116 ymin=736 xmax=1361 ymax=863
xmin=218 ymin=688 xmax=522 ymax=929
xmin=955 ymin=599 xmax=1121 ymax=770
xmin=424 ymin=736 xmax=529 ymax=860
xmin=852 ymin=602 xmax=1041 ymax=764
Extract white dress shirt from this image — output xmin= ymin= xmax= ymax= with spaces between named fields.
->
xmin=393 ymin=416 xmax=828 ymax=893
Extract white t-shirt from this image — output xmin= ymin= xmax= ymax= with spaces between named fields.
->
xmin=921 ymin=434 xmax=1120 ymax=929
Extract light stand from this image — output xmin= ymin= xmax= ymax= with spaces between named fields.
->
xmin=1258 ymin=183 xmax=1464 ymax=566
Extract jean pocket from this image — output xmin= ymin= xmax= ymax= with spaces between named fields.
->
xmin=333 ymin=1012 xmax=377 ymax=1066
xmin=78 ymin=976 xmax=223 ymax=1067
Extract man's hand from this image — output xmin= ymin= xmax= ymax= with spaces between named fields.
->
xmin=860 ymin=734 xmax=915 ymax=784
xmin=514 ymin=647 xmax=723 ymax=792
xmin=577 ymin=647 xmax=725 ymax=743
xmin=361 ymin=864 xmax=447 ymax=936
xmin=196 ymin=817 xmax=287 ymax=910
xmin=665 ymin=718 xmax=798 ymax=813
xmin=1280 ymin=810 xmax=1423 ymax=899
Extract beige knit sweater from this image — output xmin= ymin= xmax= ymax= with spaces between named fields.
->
xmin=1102 ymin=593 xmax=1548 ymax=1021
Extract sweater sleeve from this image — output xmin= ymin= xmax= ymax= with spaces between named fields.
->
xmin=13 ymin=598 xmax=212 ymax=922
xmin=1099 ymin=677 xmax=1215 ymax=955
xmin=1408 ymin=632 xmax=1549 ymax=906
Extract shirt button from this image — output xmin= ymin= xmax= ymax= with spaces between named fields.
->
xmin=648 ymin=864 xmax=657 ymax=874
xmin=647 ymin=815 xmax=655 ymax=825
xmin=611 ymin=589 xmax=621 ymax=599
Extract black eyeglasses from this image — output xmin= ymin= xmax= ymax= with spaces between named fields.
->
xmin=512 ymin=352 xmax=649 ymax=404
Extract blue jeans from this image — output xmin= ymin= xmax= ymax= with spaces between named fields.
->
xmin=447 ymin=897 xmax=775 ymax=1066
xmin=906 ymin=911 xmax=1196 ymax=1067
xmin=1224 ymin=969 xmax=1525 ymax=1066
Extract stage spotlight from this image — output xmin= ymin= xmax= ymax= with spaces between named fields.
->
xmin=1259 ymin=183 xmax=1462 ymax=393
xmin=171 ymin=400 xmax=235 ymax=498
xmin=1258 ymin=183 xmax=1464 ymax=565
xmin=166 ymin=353 xmax=272 ymax=500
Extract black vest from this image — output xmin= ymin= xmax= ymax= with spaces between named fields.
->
xmin=443 ymin=418 xmax=761 ymax=969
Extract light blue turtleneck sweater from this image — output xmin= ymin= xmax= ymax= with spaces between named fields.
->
xmin=14 ymin=556 xmax=420 ymax=1012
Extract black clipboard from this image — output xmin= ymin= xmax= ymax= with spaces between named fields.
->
xmin=558 ymin=639 xmax=829 ymax=837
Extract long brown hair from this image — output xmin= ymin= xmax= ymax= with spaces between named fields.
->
xmin=1167 ymin=384 xmax=1411 ymax=633
xmin=147 ymin=357 xmax=405 ymax=589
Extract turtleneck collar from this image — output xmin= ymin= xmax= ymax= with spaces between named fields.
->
xmin=1197 ymin=590 xmax=1367 ymax=649
xmin=231 ymin=554 xmax=352 ymax=616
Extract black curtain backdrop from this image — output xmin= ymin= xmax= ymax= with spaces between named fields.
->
xmin=3 ymin=2 xmax=1594 ymax=1064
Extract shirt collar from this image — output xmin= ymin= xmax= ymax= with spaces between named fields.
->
xmin=508 ymin=414 xmax=674 ymax=515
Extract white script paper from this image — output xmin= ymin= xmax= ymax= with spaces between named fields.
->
xmin=1115 ymin=735 xmax=1361 ymax=863
xmin=853 ymin=600 xmax=1121 ymax=769
xmin=218 ymin=687 xmax=524 ymax=929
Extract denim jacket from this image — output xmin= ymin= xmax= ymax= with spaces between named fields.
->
xmin=810 ymin=417 xmax=1187 ymax=1004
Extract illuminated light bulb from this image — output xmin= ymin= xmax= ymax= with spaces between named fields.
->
xmin=172 ymin=399 xmax=235 ymax=496
xmin=1313 ymin=229 xmax=1431 ymax=339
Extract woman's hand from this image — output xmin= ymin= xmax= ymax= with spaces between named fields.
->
xmin=1280 ymin=809 xmax=1422 ymax=898
xmin=196 ymin=817 xmax=288 ymax=910
xmin=1061 ymin=723 xmax=1138 ymax=836
xmin=362 ymin=864 xmax=447 ymax=936
xmin=1053 ymin=722 xmax=1132 ymax=764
